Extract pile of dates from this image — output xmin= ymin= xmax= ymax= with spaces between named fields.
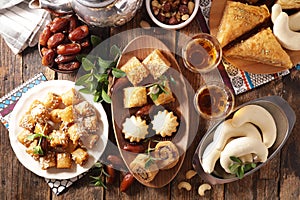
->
xmin=151 ymin=0 xmax=195 ymax=25
xmin=39 ymin=15 xmax=91 ymax=71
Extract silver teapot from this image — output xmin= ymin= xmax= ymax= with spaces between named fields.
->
xmin=29 ymin=0 xmax=143 ymax=27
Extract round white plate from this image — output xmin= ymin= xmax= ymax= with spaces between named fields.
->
xmin=9 ymin=80 xmax=109 ymax=179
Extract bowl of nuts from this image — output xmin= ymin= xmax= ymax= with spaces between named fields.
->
xmin=39 ymin=15 xmax=92 ymax=73
xmin=146 ymin=0 xmax=199 ymax=30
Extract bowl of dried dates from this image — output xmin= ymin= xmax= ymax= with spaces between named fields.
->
xmin=39 ymin=15 xmax=92 ymax=73
xmin=146 ymin=0 xmax=199 ymax=30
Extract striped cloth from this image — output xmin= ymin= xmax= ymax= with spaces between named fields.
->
xmin=0 ymin=0 xmax=50 ymax=54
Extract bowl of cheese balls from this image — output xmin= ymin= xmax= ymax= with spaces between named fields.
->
xmin=39 ymin=15 xmax=92 ymax=73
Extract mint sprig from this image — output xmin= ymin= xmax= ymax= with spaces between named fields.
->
xmin=75 ymin=36 xmax=125 ymax=104
xmin=229 ymin=156 xmax=257 ymax=179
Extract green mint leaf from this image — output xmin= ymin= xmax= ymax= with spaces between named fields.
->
xmin=230 ymin=156 xmax=242 ymax=164
xmin=79 ymin=87 xmax=94 ymax=94
xmin=90 ymin=35 xmax=101 ymax=47
xmin=97 ymin=57 xmax=113 ymax=69
xmin=229 ymin=163 xmax=240 ymax=174
xmin=110 ymin=45 xmax=122 ymax=61
xmin=33 ymin=145 xmax=44 ymax=155
xmin=237 ymin=166 xmax=245 ymax=179
xmin=112 ymin=68 xmax=126 ymax=78
xmin=75 ymin=73 xmax=92 ymax=86
xmin=82 ymin=57 xmax=95 ymax=71
xmin=94 ymin=73 xmax=108 ymax=82
xmin=101 ymin=89 xmax=111 ymax=104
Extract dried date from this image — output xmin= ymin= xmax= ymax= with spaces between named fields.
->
xmin=49 ymin=17 xmax=69 ymax=33
xmin=47 ymin=33 xmax=65 ymax=49
xmin=68 ymin=25 xmax=89 ymax=41
xmin=120 ymin=173 xmax=135 ymax=192
xmin=55 ymin=54 xmax=76 ymax=64
xmin=58 ymin=61 xmax=80 ymax=70
xmin=39 ymin=26 xmax=52 ymax=46
xmin=57 ymin=43 xmax=81 ymax=55
xmin=41 ymin=48 xmax=55 ymax=66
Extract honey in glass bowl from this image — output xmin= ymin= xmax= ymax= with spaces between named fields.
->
xmin=182 ymin=33 xmax=222 ymax=73
xmin=194 ymin=82 xmax=234 ymax=120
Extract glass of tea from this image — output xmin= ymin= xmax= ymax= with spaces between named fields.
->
xmin=194 ymin=81 xmax=234 ymax=120
xmin=182 ymin=33 xmax=222 ymax=73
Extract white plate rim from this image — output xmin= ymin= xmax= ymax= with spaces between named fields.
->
xmin=9 ymin=80 xmax=109 ymax=179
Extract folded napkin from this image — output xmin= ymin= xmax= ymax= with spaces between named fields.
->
xmin=0 ymin=0 xmax=50 ymax=54
xmin=197 ymin=0 xmax=294 ymax=95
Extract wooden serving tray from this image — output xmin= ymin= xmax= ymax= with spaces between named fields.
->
xmin=111 ymin=35 xmax=190 ymax=188
xmin=209 ymin=0 xmax=300 ymax=74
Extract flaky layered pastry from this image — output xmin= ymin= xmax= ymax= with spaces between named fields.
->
xmin=151 ymin=110 xmax=179 ymax=137
xmin=122 ymin=116 xmax=149 ymax=142
xmin=154 ymin=141 xmax=180 ymax=170
xmin=130 ymin=154 xmax=159 ymax=183
xmin=224 ymin=28 xmax=293 ymax=69
xmin=217 ymin=1 xmax=270 ymax=47
xmin=120 ymin=56 xmax=149 ymax=86
xmin=276 ymin=0 xmax=300 ymax=9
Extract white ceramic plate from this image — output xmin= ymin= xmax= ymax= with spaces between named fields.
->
xmin=9 ymin=80 xmax=109 ymax=179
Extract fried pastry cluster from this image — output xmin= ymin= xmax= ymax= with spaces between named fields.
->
xmin=17 ymin=88 xmax=100 ymax=170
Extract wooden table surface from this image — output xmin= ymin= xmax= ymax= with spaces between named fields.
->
xmin=1 ymin=3 xmax=299 ymax=200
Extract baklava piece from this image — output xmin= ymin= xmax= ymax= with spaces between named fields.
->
xmin=130 ymin=154 xmax=159 ymax=183
xmin=61 ymin=88 xmax=83 ymax=106
xmin=60 ymin=105 xmax=74 ymax=123
xmin=71 ymin=148 xmax=89 ymax=166
xmin=49 ymin=130 xmax=69 ymax=148
xmin=122 ymin=116 xmax=149 ymax=142
xmin=39 ymin=152 xmax=56 ymax=170
xmin=154 ymin=141 xmax=179 ymax=170
xmin=19 ymin=113 xmax=35 ymax=131
xmin=43 ymin=92 xmax=62 ymax=109
xmin=151 ymin=110 xmax=179 ymax=137
xmin=124 ymin=86 xmax=147 ymax=108
xmin=120 ymin=56 xmax=149 ymax=85
xmin=149 ymin=82 xmax=175 ymax=106
xmin=17 ymin=129 xmax=33 ymax=147
xmin=56 ymin=152 xmax=72 ymax=169
xmin=142 ymin=49 xmax=171 ymax=80
xmin=73 ymin=101 xmax=96 ymax=117
xmin=30 ymin=102 xmax=50 ymax=123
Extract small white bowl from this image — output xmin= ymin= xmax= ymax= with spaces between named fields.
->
xmin=145 ymin=0 xmax=200 ymax=30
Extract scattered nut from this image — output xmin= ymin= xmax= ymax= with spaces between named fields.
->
xmin=140 ymin=20 xmax=151 ymax=29
xmin=181 ymin=14 xmax=190 ymax=21
xmin=185 ymin=169 xmax=197 ymax=179
xmin=177 ymin=181 xmax=192 ymax=191
xmin=188 ymin=1 xmax=195 ymax=15
xmin=198 ymin=183 xmax=211 ymax=196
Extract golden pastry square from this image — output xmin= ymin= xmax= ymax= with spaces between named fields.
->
xmin=123 ymin=86 xmax=147 ymax=108
xmin=120 ymin=56 xmax=149 ymax=85
xmin=56 ymin=152 xmax=72 ymax=169
xmin=151 ymin=82 xmax=175 ymax=106
xmin=71 ymin=148 xmax=89 ymax=166
xmin=142 ymin=49 xmax=171 ymax=79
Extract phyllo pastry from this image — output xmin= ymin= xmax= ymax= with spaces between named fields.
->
xmin=276 ymin=0 xmax=300 ymax=9
xmin=151 ymin=110 xmax=179 ymax=137
xmin=120 ymin=56 xmax=149 ymax=85
xmin=224 ymin=28 xmax=293 ymax=69
xmin=154 ymin=141 xmax=179 ymax=170
xmin=43 ymin=92 xmax=62 ymax=109
xmin=122 ymin=116 xmax=149 ymax=142
xmin=217 ymin=1 xmax=270 ymax=47
xmin=129 ymin=154 xmax=159 ymax=183
xmin=71 ymin=148 xmax=89 ymax=166
xmin=149 ymin=82 xmax=175 ymax=106
xmin=142 ymin=49 xmax=171 ymax=79
xmin=124 ymin=86 xmax=147 ymax=108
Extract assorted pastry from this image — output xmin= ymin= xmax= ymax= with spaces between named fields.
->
xmin=118 ymin=49 xmax=182 ymax=182
xmin=17 ymin=88 xmax=101 ymax=170
xmin=216 ymin=1 xmax=300 ymax=70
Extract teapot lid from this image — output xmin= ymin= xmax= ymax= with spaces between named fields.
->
xmin=77 ymin=0 xmax=116 ymax=8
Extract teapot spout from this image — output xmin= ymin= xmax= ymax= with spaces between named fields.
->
xmin=29 ymin=0 xmax=74 ymax=15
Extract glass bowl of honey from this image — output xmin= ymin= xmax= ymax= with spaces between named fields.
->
xmin=182 ymin=33 xmax=222 ymax=73
xmin=194 ymin=81 xmax=234 ymax=120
